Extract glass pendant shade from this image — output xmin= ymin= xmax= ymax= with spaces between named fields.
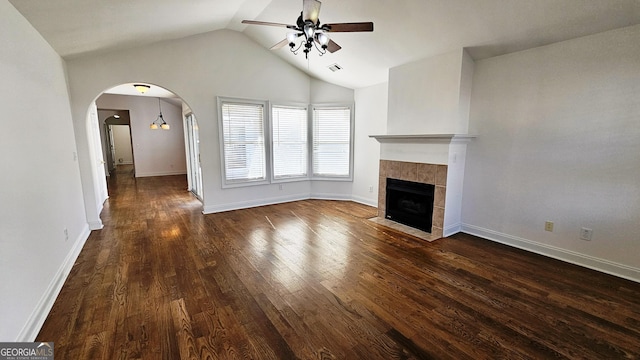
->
xmin=317 ymin=32 xmax=330 ymax=46
xmin=287 ymin=32 xmax=298 ymax=44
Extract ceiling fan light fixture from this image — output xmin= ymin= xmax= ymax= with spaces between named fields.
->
xmin=286 ymin=32 xmax=298 ymax=45
xmin=303 ymin=24 xmax=315 ymax=39
xmin=317 ymin=32 xmax=330 ymax=47
xmin=134 ymin=84 xmax=150 ymax=94
xmin=242 ymin=0 xmax=373 ymax=58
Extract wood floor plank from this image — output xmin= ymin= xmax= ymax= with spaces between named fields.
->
xmin=36 ymin=165 xmax=640 ymax=359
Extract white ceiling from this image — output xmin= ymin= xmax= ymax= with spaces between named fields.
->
xmin=101 ymin=83 xmax=182 ymax=105
xmin=103 ymin=83 xmax=179 ymax=98
xmin=9 ymin=0 xmax=640 ymax=90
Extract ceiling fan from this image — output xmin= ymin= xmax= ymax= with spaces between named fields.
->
xmin=242 ymin=0 xmax=374 ymax=58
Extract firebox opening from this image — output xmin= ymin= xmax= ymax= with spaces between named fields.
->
xmin=385 ymin=178 xmax=435 ymax=233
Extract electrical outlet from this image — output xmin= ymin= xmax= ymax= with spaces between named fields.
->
xmin=64 ymin=228 xmax=69 ymax=242
xmin=544 ymin=221 xmax=554 ymax=232
xmin=278 ymin=184 xmax=283 ymax=191
xmin=369 ymin=186 xmax=373 ymax=193
xmin=580 ymin=227 xmax=593 ymax=241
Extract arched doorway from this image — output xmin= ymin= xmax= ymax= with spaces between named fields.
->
xmin=102 ymin=110 xmax=133 ymax=177
xmin=88 ymin=82 xmax=203 ymax=202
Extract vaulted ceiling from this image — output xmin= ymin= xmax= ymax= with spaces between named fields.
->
xmin=9 ymin=0 xmax=640 ymax=89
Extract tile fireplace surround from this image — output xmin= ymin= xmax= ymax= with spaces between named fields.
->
xmin=375 ymin=159 xmax=447 ymax=241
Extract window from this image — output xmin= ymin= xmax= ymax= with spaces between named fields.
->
xmin=271 ymin=105 xmax=308 ymax=180
xmin=217 ymin=98 xmax=354 ymax=187
xmin=312 ymin=105 xmax=353 ymax=179
xmin=219 ymin=99 xmax=267 ymax=186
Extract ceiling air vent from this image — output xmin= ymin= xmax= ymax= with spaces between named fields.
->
xmin=328 ymin=63 xmax=343 ymax=72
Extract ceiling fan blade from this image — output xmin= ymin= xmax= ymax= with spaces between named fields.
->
xmin=303 ymin=0 xmax=321 ymax=23
xmin=242 ymin=20 xmax=297 ymax=29
xmin=270 ymin=39 xmax=289 ymax=50
xmin=323 ymin=22 xmax=374 ymax=32
xmin=325 ymin=39 xmax=341 ymax=53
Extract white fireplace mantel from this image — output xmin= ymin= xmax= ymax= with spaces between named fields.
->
xmin=369 ymin=134 xmax=476 ymax=144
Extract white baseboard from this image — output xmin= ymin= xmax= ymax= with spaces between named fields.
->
xmin=461 ymin=223 xmax=640 ymax=284
xmin=203 ymin=194 xmax=310 ymax=214
xmin=135 ymin=170 xmax=187 ymax=177
xmin=443 ymin=222 xmax=462 ymax=237
xmin=310 ymin=192 xmax=352 ymax=201
xmin=350 ymin=195 xmax=378 ymax=208
xmin=202 ymin=193 xmax=376 ymax=214
xmin=16 ymin=225 xmax=91 ymax=341
xmin=88 ymin=220 xmax=103 ymax=230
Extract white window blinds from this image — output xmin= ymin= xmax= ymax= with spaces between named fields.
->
xmin=312 ymin=106 xmax=352 ymax=178
xmin=220 ymin=101 xmax=266 ymax=183
xmin=272 ymin=105 xmax=308 ymax=179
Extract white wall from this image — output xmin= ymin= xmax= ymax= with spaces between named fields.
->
xmin=381 ymin=48 xmax=475 ymax=165
xmin=310 ymin=78 xmax=354 ymax=103
xmin=0 ymin=0 xmax=89 ymax=341
xmin=387 ymin=49 xmax=472 ymax=135
xmin=352 ymin=83 xmax=388 ymax=206
xmin=462 ymin=25 xmax=640 ymax=281
xmin=97 ymin=95 xmax=186 ymax=177
xmin=112 ymin=125 xmax=133 ymax=164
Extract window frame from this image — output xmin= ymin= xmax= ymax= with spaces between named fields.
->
xmin=269 ymin=102 xmax=311 ymax=183
xmin=217 ymin=97 xmax=270 ymax=188
xmin=310 ymin=103 xmax=355 ymax=181
xmin=217 ymin=98 xmax=355 ymax=188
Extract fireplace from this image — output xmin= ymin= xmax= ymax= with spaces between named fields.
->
xmin=375 ymin=160 xmax=447 ymax=240
xmin=385 ymin=178 xmax=435 ymax=233
xmin=370 ymin=136 xmax=475 ymax=240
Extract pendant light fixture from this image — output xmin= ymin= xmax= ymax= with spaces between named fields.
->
xmin=150 ymin=98 xmax=170 ymax=130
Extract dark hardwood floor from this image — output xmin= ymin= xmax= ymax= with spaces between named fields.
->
xmin=37 ymin=165 xmax=640 ymax=359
